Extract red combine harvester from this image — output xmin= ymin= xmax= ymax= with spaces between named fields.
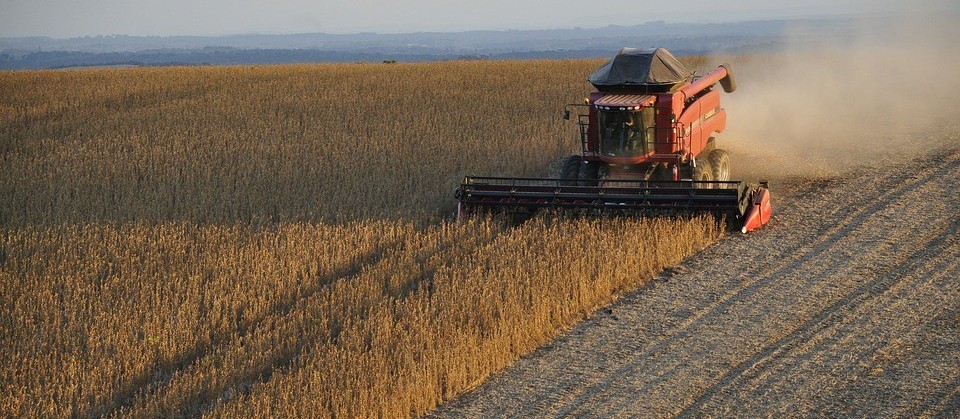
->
xmin=456 ymin=48 xmax=771 ymax=233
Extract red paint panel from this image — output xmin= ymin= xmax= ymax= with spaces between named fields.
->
xmin=741 ymin=187 xmax=772 ymax=233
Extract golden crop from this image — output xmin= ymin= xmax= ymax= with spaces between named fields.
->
xmin=1 ymin=59 xmax=721 ymax=417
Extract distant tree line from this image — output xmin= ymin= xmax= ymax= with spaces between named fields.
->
xmin=0 ymin=49 xmax=455 ymax=70
xmin=0 ymin=32 xmax=785 ymax=70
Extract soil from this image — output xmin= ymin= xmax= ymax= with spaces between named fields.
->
xmin=430 ymin=147 xmax=960 ymax=417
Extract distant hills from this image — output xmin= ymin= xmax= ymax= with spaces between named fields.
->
xmin=0 ymin=18 xmax=856 ymax=70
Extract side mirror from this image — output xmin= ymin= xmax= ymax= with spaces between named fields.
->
xmin=562 ymin=110 xmax=571 ymax=120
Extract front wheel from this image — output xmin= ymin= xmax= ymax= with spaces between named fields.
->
xmin=695 ymin=159 xmax=714 ymax=184
xmin=559 ymin=155 xmax=581 ymax=186
xmin=579 ymin=161 xmax=601 ymax=186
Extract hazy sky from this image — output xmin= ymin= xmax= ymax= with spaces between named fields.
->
xmin=0 ymin=0 xmax=928 ymax=38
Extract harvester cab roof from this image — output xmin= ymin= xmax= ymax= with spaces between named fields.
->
xmin=594 ymin=94 xmax=656 ymax=110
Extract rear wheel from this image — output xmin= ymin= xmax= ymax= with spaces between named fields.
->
xmin=709 ymin=149 xmax=731 ymax=181
xmin=559 ymin=155 xmax=581 ymax=185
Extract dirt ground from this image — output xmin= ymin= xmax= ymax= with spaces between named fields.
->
xmin=430 ymin=144 xmax=960 ymax=417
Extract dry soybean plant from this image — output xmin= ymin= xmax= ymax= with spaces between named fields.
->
xmin=1 ymin=58 xmax=723 ymax=418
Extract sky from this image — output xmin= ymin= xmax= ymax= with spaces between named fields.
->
xmin=0 ymin=0 xmax=933 ymax=38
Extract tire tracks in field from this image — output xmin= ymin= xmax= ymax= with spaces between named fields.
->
xmin=787 ymin=257 xmax=960 ymax=417
xmin=676 ymin=156 xmax=960 ymax=414
xmin=676 ymin=218 xmax=960 ymax=416
xmin=761 ymin=159 xmax=960 ymax=416
xmin=745 ymin=219 xmax=960 ymax=416
xmin=599 ymin=156 xmax=960 ymax=417
xmin=793 ymin=255 xmax=960 ymax=417
xmin=546 ymin=151 xmax=960 ymax=417
xmin=921 ymin=375 xmax=960 ymax=418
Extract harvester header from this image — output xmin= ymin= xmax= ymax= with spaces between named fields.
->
xmin=456 ymin=48 xmax=771 ymax=233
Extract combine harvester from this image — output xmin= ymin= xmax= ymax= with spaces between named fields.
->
xmin=456 ymin=48 xmax=771 ymax=233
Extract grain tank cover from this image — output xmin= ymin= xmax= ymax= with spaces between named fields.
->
xmin=589 ymin=47 xmax=693 ymax=92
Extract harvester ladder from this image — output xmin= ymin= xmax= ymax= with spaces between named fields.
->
xmin=577 ymin=114 xmax=591 ymax=154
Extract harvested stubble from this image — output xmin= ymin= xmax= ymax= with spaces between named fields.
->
xmin=1 ymin=58 xmax=722 ymax=417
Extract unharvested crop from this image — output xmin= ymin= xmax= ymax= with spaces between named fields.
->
xmin=1 ymin=61 xmax=604 ymax=225
xmin=1 ymin=59 xmax=722 ymax=417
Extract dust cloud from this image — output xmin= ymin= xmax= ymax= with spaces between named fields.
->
xmin=716 ymin=8 xmax=960 ymax=181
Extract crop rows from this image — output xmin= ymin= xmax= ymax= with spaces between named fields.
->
xmin=1 ymin=58 xmax=721 ymax=417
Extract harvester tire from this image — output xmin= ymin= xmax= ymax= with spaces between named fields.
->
xmin=709 ymin=149 xmax=731 ymax=181
xmin=579 ymin=161 xmax=601 ymax=186
xmin=695 ymin=159 xmax=714 ymax=184
xmin=560 ymin=155 xmax=581 ymax=185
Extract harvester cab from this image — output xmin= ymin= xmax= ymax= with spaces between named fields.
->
xmin=457 ymin=48 xmax=772 ymax=233
xmin=594 ymin=98 xmax=657 ymax=158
